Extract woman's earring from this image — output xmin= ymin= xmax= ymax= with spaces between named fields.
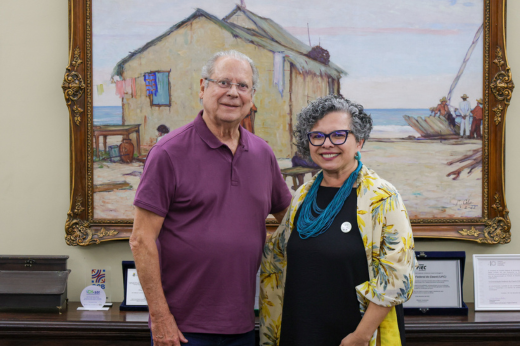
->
xmin=354 ymin=151 xmax=361 ymax=161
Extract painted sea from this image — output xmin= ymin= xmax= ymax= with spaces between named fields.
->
xmin=94 ymin=106 xmax=437 ymax=138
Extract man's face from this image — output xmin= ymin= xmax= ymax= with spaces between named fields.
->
xmin=199 ymin=57 xmax=254 ymax=126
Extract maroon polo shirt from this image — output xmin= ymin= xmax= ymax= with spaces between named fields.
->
xmin=134 ymin=111 xmax=291 ymax=334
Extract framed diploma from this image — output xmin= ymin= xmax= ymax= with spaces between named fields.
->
xmin=474 ymin=254 xmax=520 ymax=311
xmin=120 ymin=261 xmax=148 ymax=311
xmin=404 ymin=251 xmax=468 ymax=316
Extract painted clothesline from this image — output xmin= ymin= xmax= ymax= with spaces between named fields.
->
xmin=104 ymin=73 xmax=156 ymax=99
xmin=102 ymin=51 xmax=288 ymax=100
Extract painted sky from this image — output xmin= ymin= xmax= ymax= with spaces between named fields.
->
xmin=93 ymin=0 xmax=483 ymax=108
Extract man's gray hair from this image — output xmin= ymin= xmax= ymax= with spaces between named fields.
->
xmin=294 ymin=94 xmax=373 ymax=160
xmin=201 ymin=50 xmax=259 ymax=91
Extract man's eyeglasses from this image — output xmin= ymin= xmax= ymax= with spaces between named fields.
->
xmin=307 ymin=130 xmax=350 ymax=146
xmin=205 ymin=78 xmax=253 ymax=93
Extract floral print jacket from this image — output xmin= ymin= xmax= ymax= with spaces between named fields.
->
xmin=260 ymin=165 xmax=417 ymax=346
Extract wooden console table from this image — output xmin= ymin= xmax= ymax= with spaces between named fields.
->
xmin=1 ymin=303 xmax=520 ymax=345
xmin=93 ymin=124 xmax=141 ymax=159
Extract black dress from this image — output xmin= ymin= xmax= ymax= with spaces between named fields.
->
xmin=279 ymin=186 xmax=406 ymax=346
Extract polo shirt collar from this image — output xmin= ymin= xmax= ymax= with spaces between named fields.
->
xmin=195 ymin=110 xmax=250 ymax=151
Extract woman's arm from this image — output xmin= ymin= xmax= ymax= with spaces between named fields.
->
xmin=353 ymin=183 xmax=417 ymax=345
xmin=340 ymin=303 xmax=391 ymax=346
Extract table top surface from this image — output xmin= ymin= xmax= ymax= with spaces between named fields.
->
xmin=0 ymin=302 xmax=149 ymax=324
xmin=93 ymin=124 xmax=140 ymax=131
xmin=2 ymin=302 xmax=520 ymax=325
xmin=281 ymin=166 xmax=320 ymax=174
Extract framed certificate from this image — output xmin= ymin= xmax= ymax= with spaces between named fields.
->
xmin=474 ymin=254 xmax=520 ymax=311
xmin=404 ymin=251 xmax=468 ymax=316
xmin=120 ymin=261 xmax=148 ymax=311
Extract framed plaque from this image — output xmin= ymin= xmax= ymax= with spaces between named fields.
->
xmin=120 ymin=261 xmax=148 ymax=311
xmin=474 ymin=254 xmax=520 ymax=311
xmin=404 ymin=251 xmax=468 ymax=316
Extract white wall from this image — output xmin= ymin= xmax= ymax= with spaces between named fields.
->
xmin=0 ymin=0 xmax=519 ymax=302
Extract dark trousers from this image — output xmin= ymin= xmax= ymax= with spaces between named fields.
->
xmin=151 ymin=330 xmax=255 ymax=346
xmin=446 ymin=112 xmax=457 ymax=128
xmin=470 ymin=119 xmax=482 ymax=138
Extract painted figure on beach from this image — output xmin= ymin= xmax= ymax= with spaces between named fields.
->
xmin=156 ymin=124 xmax=170 ymax=142
xmin=458 ymin=94 xmax=472 ymax=138
xmin=433 ymin=97 xmax=456 ymax=128
xmin=470 ymin=98 xmax=483 ymax=139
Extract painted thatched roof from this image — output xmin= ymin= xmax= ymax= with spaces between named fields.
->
xmin=112 ymin=7 xmax=347 ymax=79
xmin=223 ymin=6 xmax=311 ymax=55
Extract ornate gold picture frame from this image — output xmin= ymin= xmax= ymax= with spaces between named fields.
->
xmin=63 ymin=0 xmax=513 ymax=245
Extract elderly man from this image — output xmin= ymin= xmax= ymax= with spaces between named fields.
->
xmin=130 ymin=50 xmax=292 ymax=346
xmin=458 ymin=94 xmax=472 ymax=138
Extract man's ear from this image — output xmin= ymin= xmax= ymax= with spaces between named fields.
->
xmin=199 ymin=78 xmax=205 ymax=99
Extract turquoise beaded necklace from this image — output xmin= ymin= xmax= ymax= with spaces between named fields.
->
xmin=296 ymin=157 xmax=362 ymax=239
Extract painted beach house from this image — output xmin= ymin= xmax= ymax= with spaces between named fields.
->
xmin=112 ymin=6 xmax=347 ymax=157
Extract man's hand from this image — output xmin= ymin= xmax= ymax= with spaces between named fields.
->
xmin=339 ymin=332 xmax=370 ymax=346
xmin=151 ymin=312 xmax=188 ymax=346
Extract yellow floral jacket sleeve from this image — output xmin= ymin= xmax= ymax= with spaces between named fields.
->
xmin=259 ymin=165 xmax=417 ymax=346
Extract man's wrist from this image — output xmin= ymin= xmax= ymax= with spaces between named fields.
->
xmin=149 ymin=306 xmax=173 ymax=321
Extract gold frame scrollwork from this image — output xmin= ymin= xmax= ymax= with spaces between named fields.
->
xmin=62 ymin=46 xmax=85 ymax=126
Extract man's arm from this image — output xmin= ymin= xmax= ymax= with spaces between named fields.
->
xmin=272 ymin=207 xmax=289 ymax=224
xmin=129 ymin=206 xmax=188 ymax=346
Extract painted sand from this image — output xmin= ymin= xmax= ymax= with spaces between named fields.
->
xmin=93 ymin=137 xmax=482 ymax=220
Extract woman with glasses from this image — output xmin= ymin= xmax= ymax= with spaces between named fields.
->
xmin=260 ymin=94 xmax=416 ymax=346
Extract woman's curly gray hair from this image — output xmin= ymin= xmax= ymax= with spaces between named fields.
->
xmin=294 ymin=94 xmax=373 ymax=160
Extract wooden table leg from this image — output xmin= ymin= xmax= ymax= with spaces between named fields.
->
xmin=291 ymin=176 xmax=298 ymax=191
xmin=296 ymin=173 xmax=304 ymax=187
xmin=136 ymin=130 xmax=141 ymax=156
xmin=103 ymin=136 xmax=107 ymax=154
xmin=95 ymin=135 xmax=100 ymax=160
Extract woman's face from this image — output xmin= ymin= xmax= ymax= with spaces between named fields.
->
xmin=308 ymin=111 xmax=364 ymax=176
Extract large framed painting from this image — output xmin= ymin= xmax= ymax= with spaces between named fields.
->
xmin=63 ymin=0 xmax=513 ymax=246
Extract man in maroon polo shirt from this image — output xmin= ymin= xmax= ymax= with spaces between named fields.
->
xmin=130 ymin=50 xmax=292 ymax=346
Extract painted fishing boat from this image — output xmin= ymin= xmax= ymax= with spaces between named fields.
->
xmin=403 ymin=115 xmax=460 ymax=139
xmin=403 ymin=23 xmax=483 ymax=140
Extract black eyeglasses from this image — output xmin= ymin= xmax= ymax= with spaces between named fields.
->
xmin=205 ymin=78 xmax=252 ymax=93
xmin=307 ymin=130 xmax=350 ymax=146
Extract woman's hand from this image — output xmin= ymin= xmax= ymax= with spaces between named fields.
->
xmin=339 ymin=332 xmax=370 ymax=346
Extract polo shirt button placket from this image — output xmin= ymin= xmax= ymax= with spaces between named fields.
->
xmin=230 ymin=148 xmax=240 ymax=186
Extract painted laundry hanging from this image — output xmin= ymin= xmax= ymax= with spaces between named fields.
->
xmin=273 ymin=52 xmax=285 ymax=97
xmin=124 ymin=78 xmax=137 ymax=98
xmin=144 ymin=73 xmax=158 ymax=96
xmin=115 ymin=80 xmax=125 ymax=98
